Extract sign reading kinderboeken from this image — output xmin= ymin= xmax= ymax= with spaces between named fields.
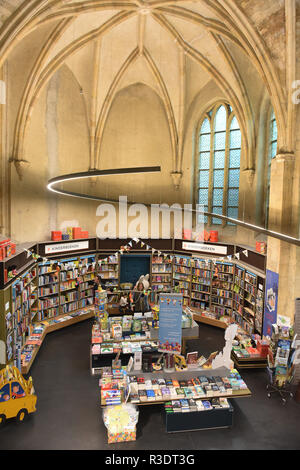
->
xmin=158 ymin=293 xmax=183 ymax=354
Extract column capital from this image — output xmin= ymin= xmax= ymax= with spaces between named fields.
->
xmin=10 ymin=158 xmax=30 ymax=181
xmin=171 ymin=171 xmax=183 ymax=190
xmin=274 ymin=152 xmax=295 ymax=162
xmin=242 ymin=168 xmax=255 ymax=186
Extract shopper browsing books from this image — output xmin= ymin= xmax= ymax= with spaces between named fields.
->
xmin=132 ymin=282 xmax=150 ymax=313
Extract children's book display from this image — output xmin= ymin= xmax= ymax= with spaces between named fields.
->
xmin=92 ymin=314 xmax=152 ymax=344
xmin=232 ymin=332 xmax=269 ymax=361
xmin=98 ymin=255 xmax=119 ymax=289
xmin=268 ymin=324 xmax=296 ymax=387
xmin=94 ymin=288 xmax=108 ymax=322
xmin=151 ymin=256 xmax=173 ymax=293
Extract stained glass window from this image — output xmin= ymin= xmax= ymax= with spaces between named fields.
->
xmin=265 ymin=110 xmax=278 ymax=227
xmin=197 ymin=104 xmax=241 ymax=226
xmin=198 ymin=118 xmax=211 ymax=224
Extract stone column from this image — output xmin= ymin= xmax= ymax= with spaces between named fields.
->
xmin=266 ymin=153 xmax=299 ymax=322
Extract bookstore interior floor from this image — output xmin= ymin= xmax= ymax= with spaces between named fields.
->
xmin=0 ymin=319 xmax=299 ymax=451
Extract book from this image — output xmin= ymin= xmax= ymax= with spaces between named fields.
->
xmin=146 ymin=390 xmax=156 ymax=401
xmin=158 ymin=378 xmax=166 ymax=387
xmin=211 ymin=398 xmax=222 ymax=408
xmin=198 ymin=376 xmax=209 ymax=385
xmin=183 ymin=387 xmax=193 ymax=398
xmin=138 ymin=390 xmax=148 ymax=402
xmin=175 ymin=388 xmax=185 ymax=399
xmin=204 ymin=385 xmax=213 ymax=397
xmin=151 ymin=379 xmax=159 ymax=390
xmin=169 ymin=387 xmax=177 ymax=399
xmin=130 ymin=394 xmax=140 ymax=403
xmin=196 ymin=400 xmax=205 ymax=411
xmin=188 ymin=399 xmax=197 ymax=412
xmin=202 ymin=400 xmax=213 ymax=410
xmin=219 ymin=397 xmax=230 ymax=408
xmin=194 ymin=385 xmax=205 ymax=397
xmin=187 ymin=351 xmax=199 ymax=368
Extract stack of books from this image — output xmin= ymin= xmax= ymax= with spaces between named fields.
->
xmin=164 ymin=397 xmax=230 ymax=413
xmin=99 ymin=367 xmax=128 ymax=406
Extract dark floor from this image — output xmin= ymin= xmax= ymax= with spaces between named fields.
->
xmin=1 ymin=319 xmax=300 ymax=450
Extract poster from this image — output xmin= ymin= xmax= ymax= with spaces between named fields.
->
xmin=158 ymin=293 xmax=183 ymax=354
xmin=263 ymin=269 xmax=279 ymax=337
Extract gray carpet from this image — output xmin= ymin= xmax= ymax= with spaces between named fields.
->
xmin=0 ymin=318 xmax=299 ymax=450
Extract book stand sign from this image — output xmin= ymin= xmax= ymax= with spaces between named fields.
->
xmin=158 ymin=293 xmax=183 ymax=373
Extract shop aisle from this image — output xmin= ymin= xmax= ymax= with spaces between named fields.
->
xmin=0 ymin=319 xmax=300 ymax=450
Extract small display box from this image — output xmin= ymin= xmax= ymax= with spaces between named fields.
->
xmin=107 ymin=430 xmax=136 ymax=444
xmin=165 ymin=402 xmax=234 ymax=433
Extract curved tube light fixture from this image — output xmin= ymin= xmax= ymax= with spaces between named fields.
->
xmin=47 ymin=166 xmax=300 ymax=247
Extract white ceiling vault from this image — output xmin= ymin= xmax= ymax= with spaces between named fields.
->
xmin=0 ymin=0 xmax=293 ymax=181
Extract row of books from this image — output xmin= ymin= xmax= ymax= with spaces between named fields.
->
xmin=165 ymin=398 xmax=230 ymax=413
xmin=128 ymin=371 xmax=248 ymax=404
xmin=92 ymin=340 xmax=159 ymax=356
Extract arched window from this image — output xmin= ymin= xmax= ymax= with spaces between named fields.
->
xmin=265 ymin=109 xmax=277 ymax=227
xmin=196 ymin=104 xmax=241 ymax=226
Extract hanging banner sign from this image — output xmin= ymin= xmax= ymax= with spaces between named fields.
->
xmin=182 ymin=241 xmax=227 ymax=255
xmin=263 ymin=269 xmax=279 ymax=337
xmin=45 ymin=241 xmax=89 ymax=254
xmin=158 ymin=293 xmax=183 ymax=354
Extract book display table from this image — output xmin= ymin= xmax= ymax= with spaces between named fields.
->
xmin=90 ymin=321 xmax=200 ymax=374
xmin=99 ymin=366 xmax=251 ymax=436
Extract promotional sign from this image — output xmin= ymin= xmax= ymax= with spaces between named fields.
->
xmin=158 ymin=293 xmax=183 ymax=354
xmin=263 ymin=269 xmax=279 ymax=337
xmin=45 ymin=240 xmax=89 ymax=254
xmin=182 ymin=241 xmax=227 ymax=255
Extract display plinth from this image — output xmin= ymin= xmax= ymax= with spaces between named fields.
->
xmin=231 ymin=351 xmax=268 ymax=369
xmin=165 ymin=402 xmax=234 ymax=433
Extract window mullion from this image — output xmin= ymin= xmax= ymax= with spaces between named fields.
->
xmin=223 ymin=114 xmax=230 ymax=227
xmin=208 ymin=123 xmax=214 ymax=227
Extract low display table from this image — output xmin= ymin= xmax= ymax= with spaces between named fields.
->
xmin=90 ymin=322 xmax=200 ymax=374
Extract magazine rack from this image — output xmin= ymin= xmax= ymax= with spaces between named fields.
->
xmin=266 ymin=366 xmax=294 ymax=405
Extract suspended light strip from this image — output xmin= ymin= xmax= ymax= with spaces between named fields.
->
xmin=47 ymin=166 xmax=162 ymax=201
xmin=47 ymin=166 xmax=300 ymax=248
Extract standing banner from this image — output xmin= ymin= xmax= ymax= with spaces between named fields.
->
xmin=263 ymin=269 xmax=279 ymax=337
xmin=158 ymin=293 xmax=183 ymax=354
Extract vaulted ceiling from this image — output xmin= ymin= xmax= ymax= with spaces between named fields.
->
xmin=0 ymin=0 xmax=294 ymax=180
